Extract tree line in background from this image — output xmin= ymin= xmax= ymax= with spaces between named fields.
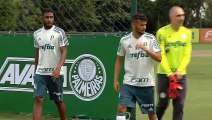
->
xmin=0 ymin=0 xmax=211 ymax=33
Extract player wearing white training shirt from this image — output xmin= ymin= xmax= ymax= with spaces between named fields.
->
xmin=32 ymin=8 xmax=68 ymax=120
xmin=34 ymin=25 xmax=68 ymax=75
xmin=114 ymin=13 xmax=161 ymax=120
xmin=118 ymin=32 xmax=160 ymax=87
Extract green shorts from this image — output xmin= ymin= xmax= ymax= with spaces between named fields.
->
xmin=118 ymin=84 xmax=155 ymax=114
xmin=33 ymin=74 xmax=64 ymax=102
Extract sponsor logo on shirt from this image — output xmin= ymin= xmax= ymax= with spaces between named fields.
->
xmin=130 ymin=51 xmax=149 ymax=59
xmin=167 ymin=41 xmax=186 ymax=48
xmin=131 ymin=78 xmax=149 ymax=83
xmin=38 ymin=68 xmax=54 ymax=73
xmin=39 ymin=44 xmax=54 ymax=51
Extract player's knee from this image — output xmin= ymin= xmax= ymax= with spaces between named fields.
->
xmin=117 ymin=105 xmax=127 ymax=113
xmin=173 ymin=102 xmax=184 ymax=110
xmin=35 ymin=97 xmax=44 ymax=105
xmin=54 ymin=100 xmax=63 ymax=105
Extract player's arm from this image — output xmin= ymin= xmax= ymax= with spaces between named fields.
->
xmin=136 ymin=42 xmax=161 ymax=62
xmin=34 ymin=48 xmax=39 ymax=73
xmin=52 ymin=46 xmax=67 ymax=80
xmin=33 ymin=34 xmax=39 ymax=73
xmin=146 ymin=50 xmax=161 ymax=62
xmin=57 ymin=46 xmax=67 ymax=70
xmin=52 ymin=30 xmax=69 ymax=80
xmin=157 ymin=30 xmax=173 ymax=76
xmin=56 ymin=30 xmax=69 ymax=70
xmin=114 ymin=39 xmax=125 ymax=92
xmin=114 ymin=56 xmax=124 ymax=92
xmin=176 ymin=30 xmax=192 ymax=76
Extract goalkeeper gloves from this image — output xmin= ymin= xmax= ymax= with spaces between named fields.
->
xmin=168 ymin=75 xmax=183 ymax=99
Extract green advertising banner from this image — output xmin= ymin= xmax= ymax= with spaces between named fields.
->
xmin=0 ymin=34 xmax=123 ymax=119
xmin=191 ymin=28 xmax=200 ymax=43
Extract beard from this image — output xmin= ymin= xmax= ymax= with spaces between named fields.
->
xmin=137 ymin=31 xmax=144 ymax=35
xmin=43 ymin=23 xmax=53 ymax=29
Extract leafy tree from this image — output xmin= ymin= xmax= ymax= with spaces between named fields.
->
xmin=138 ymin=0 xmax=157 ymax=33
xmin=0 ymin=0 xmax=18 ymax=31
xmin=182 ymin=0 xmax=205 ymax=28
xmin=1 ymin=0 xmax=212 ymax=32
xmin=155 ymin=0 xmax=181 ymax=28
xmin=154 ymin=0 xmax=211 ymax=28
xmin=96 ymin=0 xmax=131 ymax=32
xmin=201 ymin=0 xmax=212 ymax=27
xmin=16 ymin=0 xmax=41 ymax=31
xmin=35 ymin=0 xmax=100 ymax=32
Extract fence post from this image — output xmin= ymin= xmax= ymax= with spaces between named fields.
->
xmin=131 ymin=0 xmax=137 ymax=30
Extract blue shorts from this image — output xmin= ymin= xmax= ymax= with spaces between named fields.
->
xmin=118 ymin=84 xmax=156 ymax=114
xmin=33 ymin=74 xmax=64 ymax=102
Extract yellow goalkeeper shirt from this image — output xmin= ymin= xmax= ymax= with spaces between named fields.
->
xmin=156 ymin=25 xmax=192 ymax=76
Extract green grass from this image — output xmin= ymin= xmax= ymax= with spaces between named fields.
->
xmin=0 ymin=112 xmax=59 ymax=120
xmin=184 ymin=57 xmax=212 ymax=120
xmin=192 ymin=43 xmax=212 ymax=50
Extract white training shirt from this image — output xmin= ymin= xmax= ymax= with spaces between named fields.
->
xmin=33 ymin=25 xmax=69 ymax=75
xmin=117 ymin=32 xmax=161 ymax=87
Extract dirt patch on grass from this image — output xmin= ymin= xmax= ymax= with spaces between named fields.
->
xmin=192 ymin=50 xmax=212 ymax=57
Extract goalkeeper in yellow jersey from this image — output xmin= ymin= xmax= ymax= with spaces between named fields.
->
xmin=156 ymin=6 xmax=192 ymax=120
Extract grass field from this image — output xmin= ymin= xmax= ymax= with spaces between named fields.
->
xmin=0 ymin=44 xmax=212 ymax=120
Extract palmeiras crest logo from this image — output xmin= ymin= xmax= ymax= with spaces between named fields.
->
xmin=69 ymin=54 xmax=106 ymax=101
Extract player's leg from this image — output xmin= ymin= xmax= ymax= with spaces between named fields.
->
xmin=33 ymin=97 xmax=45 ymax=120
xmin=116 ymin=84 xmax=136 ymax=120
xmin=55 ymin=101 xmax=66 ymax=120
xmin=156 ymin=74 xmax=170 ymax=120
xmin=33 ymin=74 xmax=47 ymax=120
xmin=172 ymin=75 xmax=186 ymax=120
xmin=135 ymin=86 xmax=157 ymax=120
xmin=126 ymin=107 xmax=136 ymax=120
xmin=47 ymin=75 xmax=66 ymax=120
xmin=148 ymin=112 xmax=158 ymax=120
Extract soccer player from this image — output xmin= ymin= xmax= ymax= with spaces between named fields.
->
xmin=156 ymin=6 xmax=192 ymax=120
xmin=114 ymin=12 xmax=161 ymax=120
xmin=32 ymin=8 xmax=69 ymax=120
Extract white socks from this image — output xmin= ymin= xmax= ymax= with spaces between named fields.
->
xmin=116 ymin=112 xmax=131 ymax=120
xmin=116 ymin=115 xmax=127 ymax=120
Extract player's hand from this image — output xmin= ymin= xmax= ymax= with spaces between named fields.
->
xmin=114 ymin=80 xmax=120 ymax=92
xmin=135 ymin=42 xmax=146 ymax=50
xmin=169 ymin=75 xmax=178 ymax=83
xmin=52 ymin=68 xmax=60 ymax=80
xmin=175 ymin=71 xmax=182 ymax=80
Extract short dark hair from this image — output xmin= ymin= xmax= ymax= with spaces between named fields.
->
xmin=42 ymin=8 xmax=54 ymax=15
xmin=132 ymin=13 xmax=148 ymax=22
